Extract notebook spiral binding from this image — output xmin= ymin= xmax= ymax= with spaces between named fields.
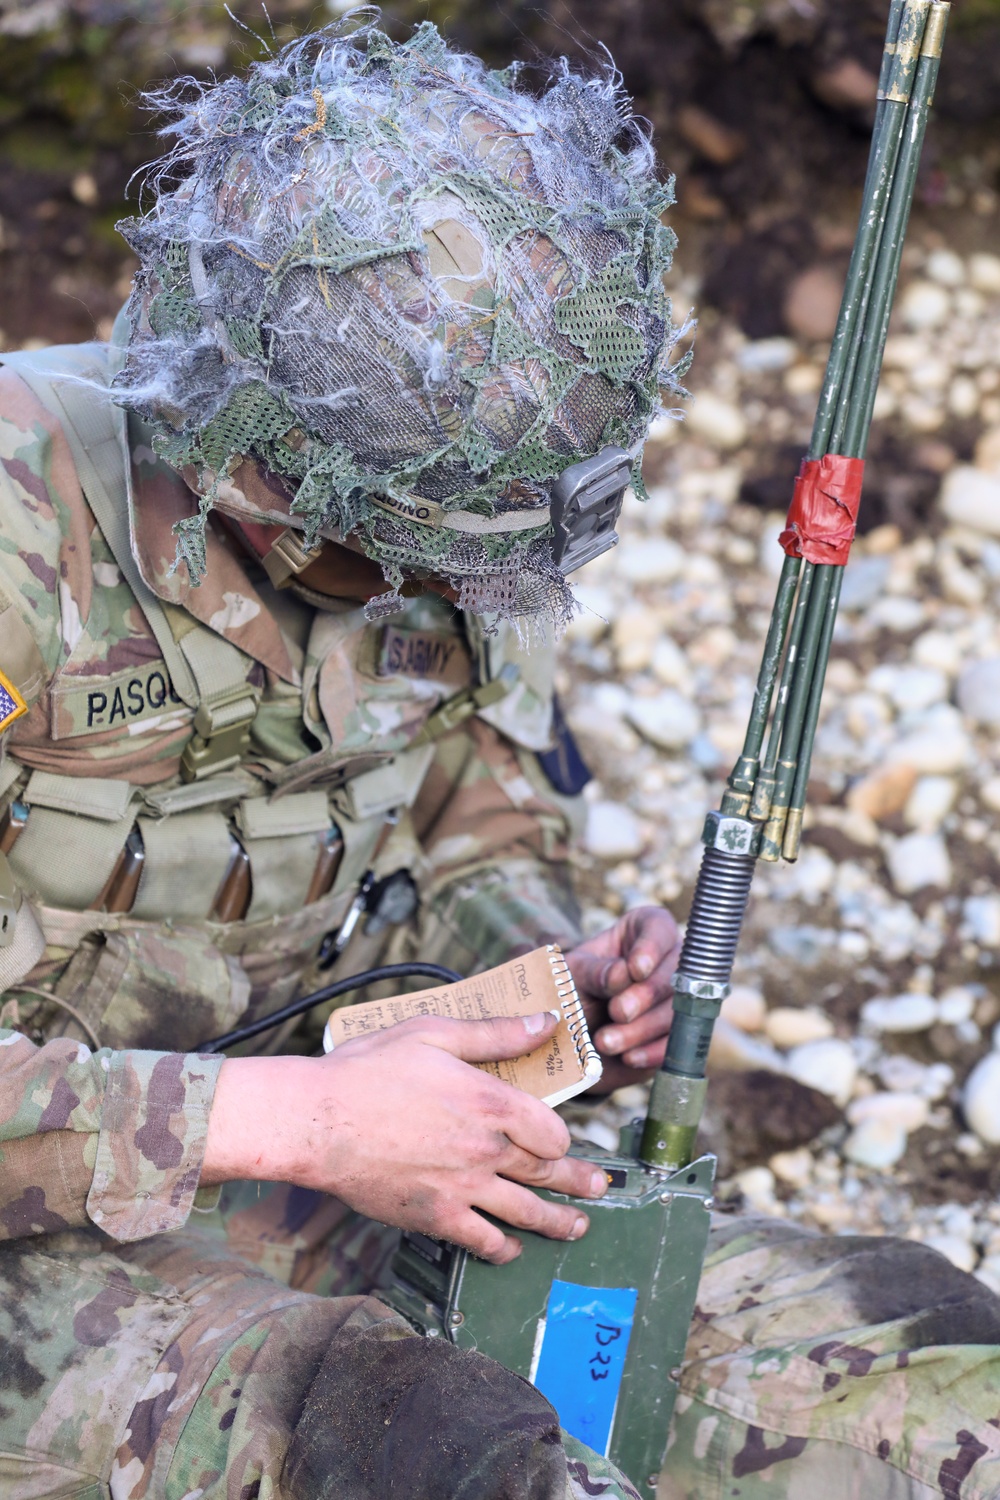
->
xmin=547 ymin=944 xmax=602 ymax=1082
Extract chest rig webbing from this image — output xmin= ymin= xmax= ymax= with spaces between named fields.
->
xmin=2 ymin=344 xmax=260 ymax=783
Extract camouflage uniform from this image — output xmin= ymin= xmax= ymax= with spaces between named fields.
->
xmin=0 ymin=351 xmax=631 ymax=1499
xmin=3 ymin=353 xmax=1000 ymax=1500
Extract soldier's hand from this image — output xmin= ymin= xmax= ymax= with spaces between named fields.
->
xmin=202 ymin=1011 xmax=609 ymax=1264
xmin=565 ymin=905 xmax=680 ymax=1092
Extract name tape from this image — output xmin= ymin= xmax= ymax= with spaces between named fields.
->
xmin=50 ymin=658 xmax=192 ymax=741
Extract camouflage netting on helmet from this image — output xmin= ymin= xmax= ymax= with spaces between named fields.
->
xmin=114 ymin=9 xmax=689 ymax=624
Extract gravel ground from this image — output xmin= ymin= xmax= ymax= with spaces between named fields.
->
xmin=562 ymin=236 xmax=1000 ymax=1288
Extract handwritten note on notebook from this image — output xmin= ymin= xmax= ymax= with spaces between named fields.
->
xmin=322 ymin=944 xmax=602 ymax=1107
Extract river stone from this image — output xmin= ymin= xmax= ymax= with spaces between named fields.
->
xmin=867 ymin=664 xmax=947 ymax=714
xmin=861 ymin=992 xmax=938 ymax=1033
xmin=786 ymin=1038 xmax=856 ymax=1107
xmin=720 ymin=985 xmax=766 ymax=1033
xmin=616 ymin=537 xmax=685 ymax=584
xmin=900 ymin=279 xmax=951 ymax=329
xmin=584 ymin=802 xmax=645 ymax=860
xmin=839 ymin=554 xmax=891 ymax=611
xmin=957 ymin=657 xmax=1000 ymax=726
xmin=962 ymin=894 xmax=1000 ymax=947
xmin=923 ymin=1235 xmax=977 ymax=1273
xmin=626 ymin=690 xmax=701 ymax=750
xmin=940 ymin=466 xmax=1000 ymax=537
xmin=969 ymin=253 xmax=1000 ymax=295
xmin=904 ymin=775 xmax=958 ymax=832
xmin=763 ymin=1007 xmax=835 ymax=1049
xmin=846 ymin=1091 xmax=930 ymax=1131
xmin=925 ymin=249 xmax=965 ymax=287
xmin=843 ymin=1117 xmax=908 ymax=1169
xmin=963 ymin=1052 xmax=1000 ymax=1144
xmin=885 ymin=832 xmax=952 ymax=894
xmin=686 ymin=392 xmax=748 ymax=450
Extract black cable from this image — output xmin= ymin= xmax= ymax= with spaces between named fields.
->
xmin=199 ymin=961 xmax=464 ymax=1053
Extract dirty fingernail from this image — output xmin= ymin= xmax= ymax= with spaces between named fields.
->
xmin=601 ymin=1028 xmax=623 ymax=1052
xmin=634 ymin=953 xmax=654 ymax=978
xmin=590 ymin=1170 xmax=608 ymax=1196
xmin=570 ymin=1215 xmax=588 ymax=1239
xmin=524 ymin=1009 xmax=559 ymax=1035
xmin=620 ymin=996 xmax=639 ymax=1020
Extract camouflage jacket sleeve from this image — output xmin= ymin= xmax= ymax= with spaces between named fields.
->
xmin=0 ymin=1026 xmax=223 ymax=1243
xmin=410 ymin=714 xmax=587 ymax=973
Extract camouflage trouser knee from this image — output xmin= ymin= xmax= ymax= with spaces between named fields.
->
xmin=664 ymin=1215 xmax=1000 ymax=1499
xmin=0 ymin=1189 xmax=637 ymax=1500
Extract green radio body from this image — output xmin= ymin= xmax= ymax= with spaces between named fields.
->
xmin=382 ymin=1142 xmax=716 ymax=1495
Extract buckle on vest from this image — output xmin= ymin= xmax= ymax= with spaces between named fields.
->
xmin=180 ymin=687 xmax=260 ymax=782
xmin=261 ymin=527 xmax=324 ymax=589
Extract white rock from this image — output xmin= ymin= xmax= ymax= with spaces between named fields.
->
xmin=616 ymin=537 xmax=686 ymax=584
xmin=904 ymin=775 xmax=958 ymax=832
xmin=737 ymin=337 xmax=797 ymax=373
xmin=720 ymin=984 xmax=766 ymax=1033
xmin=940 ymin=466 xmax=1000 ymax=537
xmin=763 ymin=1007 xmax=834 ymax=1049
xmin=786 ymin=1038 xmax=856 ymax=1107
xmin=769 ymin=1147 xmax=813 ymax=1188
xmin=910 ymin=356 xmax=950 ymax=392
xmin=957 ymin=657 xmax=1000 ymax=726
xmin=889 ymin=727 xmax=971 ymax=776
xmin=900 ymin=280 xmax=951 ymax=330
xmin=877 ymin=1054 xmax=928 ymax=1093
xmin=626 ymin=691 xmax=701 ymax=750
xmin=981 ymin=776 xmax=1000 ymax=813
xmin=969 ymin=253 xmax=1000 ymax=295
xmin=938 ymin=986 xmax=977 ymax=1025
xmin=922 ymin=1062 xmax=956 ymax=1102
xmin=707 ymin=1018 xmax=786 ymax=1075
xmin=912 ymin=629 xmax=965 ymax=674
xmin=962 ymin=894 xmax=1000 ymax=947
xmin=584 ymin=802 xmax=645 ymax=860
xmin=885 ymin=832 xmax=952 ymax=895
xmin=733 ymin=1166 xmax=778 ymax=1212
xmin=649 ymin=637 xmax=693 ymax=690
xmin=846 ymin=1091 xmax=930 ymax=1131
xmin=687 ymin=392 xmax=748 ymax=450
xmin=861 ymin=992 xmax=938 ymax=1033
xmin=950 ymin=375 xmax=981 ymax=421
xmin=925 ymin=248 xmax=965 ymax=287
xmin=866 ymin=596 xmax=926 ymax=633
xmin=923 ymin=1234 xmax=977 ymax=1274
xmin=867 ymin=664 xmax=947 ymax=713
xmin=841 ymin=555 xmax=891 ymax=611
xmin=976 ymin=1256 xmax=1000 ymax=1294
xmin=963 ymin=1052 xmax=1000 ymax=1144
xmin=843 ymin=1117 xmax=908 ymax=1169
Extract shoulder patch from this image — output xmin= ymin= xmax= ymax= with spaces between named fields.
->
xmin=0 ymin=667 xmax=27 ymax=734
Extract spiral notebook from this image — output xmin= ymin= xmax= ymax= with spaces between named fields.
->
xmin=322 ymin=944 xmax=602 ymax=1106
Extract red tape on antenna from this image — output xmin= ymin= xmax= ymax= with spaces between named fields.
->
xmin=779 ymin=454 xmax=865 ymax=566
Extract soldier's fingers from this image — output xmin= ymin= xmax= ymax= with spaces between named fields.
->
xmin=567 ymin=949 xmax=631 ymax=1002
xmin=622 ymin=1037 xmax=668 ymax=1070
xmin=620 ymin=906 xmax=680 ymax=982
xmin=607 ymin=936 xmax=680 ymax=1021
xmin=417 ymin=1011 xmax=560 ymax=1063
xmin=596 ymin=1000 xmax=673 ymax=1056
xmin=498 ymin=1145 xmax=608 ymax=1199
xmin=477 ymin=1180 xmax=589 ymax=1243
xmin=445 ymin=1208 xmax=523 ymax=1264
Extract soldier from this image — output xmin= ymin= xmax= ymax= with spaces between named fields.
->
xmin=2 ymin=17 xmax=1000 ymax=1500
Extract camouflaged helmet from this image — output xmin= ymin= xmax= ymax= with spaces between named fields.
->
xmin=115 ymin=10 xmax=688 ymax=626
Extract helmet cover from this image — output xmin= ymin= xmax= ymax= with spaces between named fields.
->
xmin=114 ymin=10 xmax=690 ymax=625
